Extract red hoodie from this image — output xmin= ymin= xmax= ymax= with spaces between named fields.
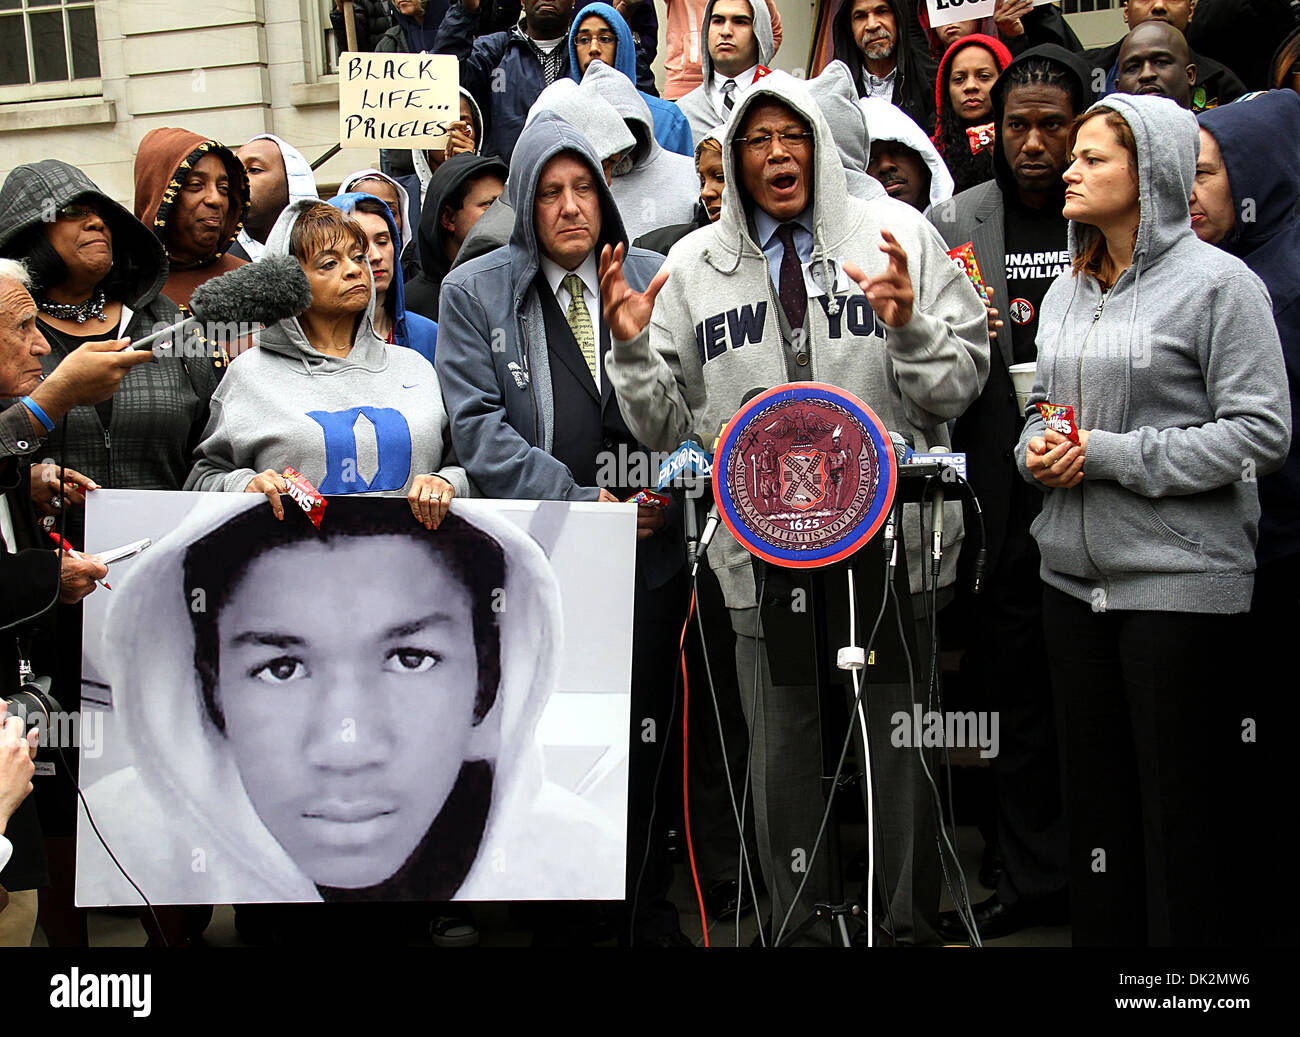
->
xmin=932 ymin=33 xmax=1013 ymax=157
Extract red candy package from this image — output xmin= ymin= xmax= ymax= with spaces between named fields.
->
xmin=282 ymin=467 xmax=327 ymax=528
xmin=967 ymin=123 xmax=995 ymax=155
xmin=1036 ymin=403 xmax=1081 ymax=446
xmin=626 ymin=489 xmax=671 ymax=508
xmin=947 ymin=241 xmax=987 ymax=299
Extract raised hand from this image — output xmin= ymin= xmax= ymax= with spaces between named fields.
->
xmin=599 ymin=243 xmax=670 ymax=343
xmin=843 ymin=229 xmax=914 ymax=329
xmin=993 ymin=0 xmax=1034 ymax=38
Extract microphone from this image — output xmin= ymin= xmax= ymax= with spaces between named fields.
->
xmin=659 ymin=435 xmax=714 ymax=576
xmin=128 ymin=255 xmax=314 ymax=352
xmin=656 ymin=435 xmax=713 ymax=491
xmin=927 ymin=445 xmax=948 ymax=583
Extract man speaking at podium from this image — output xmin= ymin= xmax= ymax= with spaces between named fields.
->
xmin=600 ymin=70 xmax=988 ymax=945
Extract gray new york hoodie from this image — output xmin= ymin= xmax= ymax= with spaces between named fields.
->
xmin=185 ymin=198 xmax=468 ymax=498
xmin=1015 ymin=95 xmax=1290 ymax=614
xmin=607 ymin=70 xmax=989 ymax=610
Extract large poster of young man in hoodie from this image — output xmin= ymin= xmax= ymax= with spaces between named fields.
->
xmin=73 ymin=493 xmax=633 ymax=906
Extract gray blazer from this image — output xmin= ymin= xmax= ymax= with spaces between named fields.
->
xmin=928 ymin=180 xmax=1016 ymax=374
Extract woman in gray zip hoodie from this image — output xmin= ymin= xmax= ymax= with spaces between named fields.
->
xmin=1015 ymin=95 xmax=1290 ymax=947
xmin=186 ymin=201 xmax=468 ymax=524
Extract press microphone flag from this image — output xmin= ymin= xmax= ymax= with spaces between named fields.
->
xmin=657 ymin=438 xmax=713 ymax=490
xmin=128 ymin=255 xmax=314 ymax=351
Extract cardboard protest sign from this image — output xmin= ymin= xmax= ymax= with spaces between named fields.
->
xmin=339 ymin=52 xmax=460 ymax=148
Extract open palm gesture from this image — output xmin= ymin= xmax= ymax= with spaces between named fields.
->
xmin=599 ymin=243 xmax=671 ymax=342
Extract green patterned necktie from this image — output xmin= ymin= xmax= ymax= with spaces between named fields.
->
xmin=563 ymin=272 xmax=598 ymax=383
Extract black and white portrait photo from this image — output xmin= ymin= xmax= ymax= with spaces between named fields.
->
xmin=74 ymin=492 xmax=635 ymax=906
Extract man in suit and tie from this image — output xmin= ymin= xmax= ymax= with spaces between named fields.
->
xmin=927 ymin=44 xmax=1094 ymax=941
xmin=435 ymin=111 xmax=691 ymax=947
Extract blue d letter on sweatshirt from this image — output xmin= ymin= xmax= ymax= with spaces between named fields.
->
xmin=307 ymin=407 xmax=413 ymax=493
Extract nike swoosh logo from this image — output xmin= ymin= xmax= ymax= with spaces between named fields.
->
xmin=402 ymin=383 xmax=418 ymax=389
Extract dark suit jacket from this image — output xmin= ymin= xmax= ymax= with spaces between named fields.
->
xmin=0 ymin=456 xmax=55 ymax=891
xmin=928 ymin=181 xmax=1038 ymax=576
xmin=537 ymin=277 xmax=685 ymax=592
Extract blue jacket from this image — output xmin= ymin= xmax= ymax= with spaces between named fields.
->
xmin=1200 ymin=90 xmax=1300 ymax=565
xmin=327 ymin=191 xmax=438 ymax=366
xmin=568 ymin=2 xmax=693 ymax=158
xmin=435 ymin=111 xmax=665 ymax=502
xmin=434 ymin=1 xmax=568 ymax=167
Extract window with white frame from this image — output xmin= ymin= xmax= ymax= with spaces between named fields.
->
xmin=0 ymin=0 xmax=99 ymax=87
xmin=320 ymin=0 xmax=340 ymax=76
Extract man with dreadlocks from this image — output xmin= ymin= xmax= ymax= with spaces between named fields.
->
xmin=928 ymin=44 xmax=1095 ymax=941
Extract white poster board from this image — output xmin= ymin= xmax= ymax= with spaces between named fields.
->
xmin=338 ymin=51 xmax=460 ymax=149
xmin=75 ymin=492 xmax=634 ymax=905
xmin=925 ymin=0 xmax=1058 ymax=30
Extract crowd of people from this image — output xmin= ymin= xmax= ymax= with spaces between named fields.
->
xmin=0 ymin=0 xmax=1295 ymax=950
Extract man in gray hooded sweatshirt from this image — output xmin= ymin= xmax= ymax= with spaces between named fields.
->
xmin=581 ymin=60 xmax=700 ymax=242
xmin=436 ymin=110 xmax=692 ymax=946
xmin=602 ymin=70 xmax=989 ymax=945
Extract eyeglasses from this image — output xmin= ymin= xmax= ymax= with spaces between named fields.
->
xmin=573 ymin=32 xmax=618 ymax=47
xmin=56 ymin=204 xmax=101 ymax=222
xmin=733 ymin=131 xmax=814 ymax=155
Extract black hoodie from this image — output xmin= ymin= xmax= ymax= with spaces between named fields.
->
xmin=405 ymin=153 xmax=508 ymax=321
xmin=832 ymin=0 xmax=938 ymax=133
xmin=0 ymin=160 xmax=218 ymax=492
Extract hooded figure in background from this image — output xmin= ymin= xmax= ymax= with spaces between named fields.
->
xmin=806 ymin=59 xmax=888 ymax=203
xmin=580 ymin=61 xmax=699 ymax=242
xmin=76 ymin=494 xmax=622 ymax=905
xmin=132 ymin=128 xmax=249 ymax=310
xmin=860 ymin=97 xmax=954 ymax=210
xmin=449 ymin=80 xmax=637 ymax=272
xmin=231 ymin=134 xmax=318 ymax=263
xmin=0 ymin=160 xmax=218 ymax=491
xmin=327 ymin=191 xmax=438 ymax=366
xmin=568 ymin=2 xmax=694 ymax=157
xmin=185 ymin=198 xmax=467 ymax=500
xmin=405 ymin=154 xmax=509 ymax=320
xmin=676 ymin=0 xmax=777 ymax=146
xmin=932 ymin=33 xmax=1014 ymax=196
xmin=411 ymin=86 xmax=486 ymax=210
xmin=337 ymin=167 xmax=422 ymax=281
xmin=1197 ymin=90 xmax=1300 ymax=589
xmin=1197 ymin=86 xmax=1300 ymax=952
xmin=832 ymin=0 xmax=937 ymax=133
xmin=633 ymin=127 xmax=725 ymax=257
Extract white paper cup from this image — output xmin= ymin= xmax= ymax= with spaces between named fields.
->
xmin=1009 ymin=362 xmax=1038 ymax=415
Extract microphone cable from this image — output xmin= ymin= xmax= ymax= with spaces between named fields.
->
xmin=914 ymin=480 xmax=982 ymax=945
xmin=628 ymin=570 xmax=698 ymax=947
xmin=773 ymin=552 xmax=892 ymax=947
xmin=689 ymin=567 xmax=764 ymax=948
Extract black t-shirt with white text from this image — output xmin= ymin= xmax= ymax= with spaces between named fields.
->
xmin=1003 ymin=198 xmax=1070 ymax=365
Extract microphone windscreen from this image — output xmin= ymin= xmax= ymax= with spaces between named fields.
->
xmin=190 ymin=254 xmax=314 ymax=325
